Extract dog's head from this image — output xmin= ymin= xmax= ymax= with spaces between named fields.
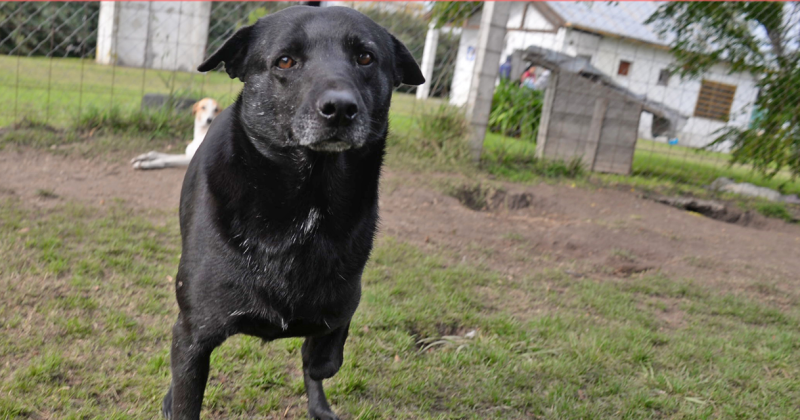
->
xmin=191 ymin=98 xmax=221 ymax=129
xmin=198 ymin=6 xmax=424 ymax=153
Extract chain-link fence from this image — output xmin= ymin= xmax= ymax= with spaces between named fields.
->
xmin=1 ymin=1 xmax=798 ymax=204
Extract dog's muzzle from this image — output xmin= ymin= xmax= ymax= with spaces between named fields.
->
xmin=297 ymin=88 xmax=366 ymax=153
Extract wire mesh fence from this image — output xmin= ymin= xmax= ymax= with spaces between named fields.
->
xmin=0 ymin=1 xmax=798 ymax=202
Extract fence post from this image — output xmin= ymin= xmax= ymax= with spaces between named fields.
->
xmin=96 ymin=1 xmax=119 ymax=65
xmin=465 ymin=1 xmax=511 ymax=163
xmin=416 ymin=23 xmax=439 ymax=100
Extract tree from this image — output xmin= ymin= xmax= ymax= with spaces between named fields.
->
xmin=0 ymin=2 xmax=99 ymax=58
xmin=647 ymin=2 xmax=800 ymax=179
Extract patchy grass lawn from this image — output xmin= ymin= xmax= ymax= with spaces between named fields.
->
xmin=0 ymin=56 xmax=241 ymax=127
xmin=2 ymin=198 xmax=799 ymax=419
xmin=479 ymin=134 xmax=800 ymax=197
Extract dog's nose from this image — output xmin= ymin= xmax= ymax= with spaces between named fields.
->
xmin=206 ymin=118 xmax=213 ymax=124
xmin=317 ymin=90 xmax=358 ymax=125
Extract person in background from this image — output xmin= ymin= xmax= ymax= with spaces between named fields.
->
xmin=533 ymin=68 xmax=551 ymax=90
xmin=520 ymin=65 xmax=536 ymax=89
xmin=499 ymin=56 xmax=512 ymax=80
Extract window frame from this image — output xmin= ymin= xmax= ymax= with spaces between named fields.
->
xmin=693 ymin=79 xmax=737 ymax=122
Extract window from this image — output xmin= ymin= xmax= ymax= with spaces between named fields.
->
xmin=694 ymin=80 xmax=737 ymax=121
xmin=617 ymin=60 xmax=631 ymax=76
xmin=657 ymin=69 xmax=671 ymax=86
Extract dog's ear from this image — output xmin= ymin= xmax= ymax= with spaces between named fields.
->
xmin=191 ymin=101 xmax=201 ymax=116
xmin=390 ymin=34 xmax=425 ymax=87
xmin=198 ymin=26 xmax=253 ymax=81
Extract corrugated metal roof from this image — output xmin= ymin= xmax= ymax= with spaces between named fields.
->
xmin=546 ymin=2 xmax=671 ymax=46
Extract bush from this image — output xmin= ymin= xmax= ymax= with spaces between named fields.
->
xmin=488 ymin=79 xmax=543 ymax=142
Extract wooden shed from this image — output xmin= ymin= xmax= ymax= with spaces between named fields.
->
xmin=520 ymin=46 xmax=687 ymax=175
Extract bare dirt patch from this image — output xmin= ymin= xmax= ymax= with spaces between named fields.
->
xmin=2 ymin=147 xmax=800 ymax=316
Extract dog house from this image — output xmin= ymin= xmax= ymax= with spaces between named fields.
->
xmin=519 ymin=46 xmax=687 ymax=175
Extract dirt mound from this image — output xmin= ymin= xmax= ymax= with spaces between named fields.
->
xmin=447 ymin=183 xmax=533 ymax=211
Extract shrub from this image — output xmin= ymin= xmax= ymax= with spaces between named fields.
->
xmin=488 ymin=79 xmax=543 ymax=142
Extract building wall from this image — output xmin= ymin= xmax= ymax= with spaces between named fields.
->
xmin=96 ymin=1 xmax=210 ymax=72
xmin=448 ymin=3 xmax=760 ymax=150
xmin=583 ymin=34 xmax=759 ymax=149
xmin=449 ymin=28 xmax=480 ymax=107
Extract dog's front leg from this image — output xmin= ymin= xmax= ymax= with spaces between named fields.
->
xmin=302 ymin=322 xmax=350 ymax=420
xmin=163 ymin=314 xmax=222 ymax=420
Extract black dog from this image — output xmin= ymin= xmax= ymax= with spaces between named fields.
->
xmin=161 ymin=6 xmax=424 ymax=420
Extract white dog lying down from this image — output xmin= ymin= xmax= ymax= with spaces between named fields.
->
xmin=131 ymin=98 xmax=220 ymax=169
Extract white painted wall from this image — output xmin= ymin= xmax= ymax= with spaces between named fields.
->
xmin=450 ymin=28 xmax=479 ymax=107
xmin=585 ymin=34 xmax=758 ymax=149
xmin=96 ymin=1 xmax=211 ymax=72
xmin=448 ymin=3 xmax=760 ymax=150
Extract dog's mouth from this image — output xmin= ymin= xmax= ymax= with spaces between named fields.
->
xmin=306 ymin=140 xmax=352 ymax=153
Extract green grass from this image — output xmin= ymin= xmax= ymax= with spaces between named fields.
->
xmin=2 ymin=198 xmax=800 ymax=418
xmin=478 ymin=133 xmax=800 ymax=197
xmin=753 ymin=202 xmax=795 ymax=222
xmin=0 ymin=55 xmax=242 ymax=127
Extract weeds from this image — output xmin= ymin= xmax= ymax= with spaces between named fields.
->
xmin=416 ymin=104 xmax=470 ymax=163
xmin=755 ymin=201 xmax=795 ymax=222
xmin=75 ymin=104 xmax=192 ymax=138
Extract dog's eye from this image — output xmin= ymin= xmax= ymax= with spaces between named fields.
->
xmin=276 ymin=56 xmax=296 ymax=69
xmin=356 ymin=52 xmax=373 ymax=66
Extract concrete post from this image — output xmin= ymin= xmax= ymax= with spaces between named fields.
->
xmin=465 ymin=1 xmax=511 ymax=162
xmin=96 ymin=1 xmax=211 ymax=72
xmin=416 ymin=23 xmax=439 ymax=100
xmin=510 ymin=49 xmax=524 ymax=82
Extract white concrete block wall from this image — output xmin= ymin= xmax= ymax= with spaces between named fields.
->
xmin=96 ymin=1 xmax=210 ymax=72
xmin=147 ymin=2 xmax=211 ymax=71
xmin=115 ymin=2 xmax=151 ymax=68
xmin=449 ymin=28 xmax=479 ymax=107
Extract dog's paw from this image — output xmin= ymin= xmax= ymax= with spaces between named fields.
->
xmin=131 ymin=151 xmax=159 ymax=166
xmin=308 ymin=406 xmax=340 ymax=420
xmin=162 ymin=388 xmax=173 ymax=419
xmin=132 ymin=157 xmax=167 ymax=170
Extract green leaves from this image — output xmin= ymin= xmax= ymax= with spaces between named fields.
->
xmin=488 ymin=79 xmax=544 ymax=143
xmin=429 ymin=2 xmax=483 ymax=29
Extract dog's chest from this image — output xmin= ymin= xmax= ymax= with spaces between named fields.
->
xmin=233 ymin=226 xmax=364 ymax=338
xmin=233 ymin=205 xmax=371 ymax=302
